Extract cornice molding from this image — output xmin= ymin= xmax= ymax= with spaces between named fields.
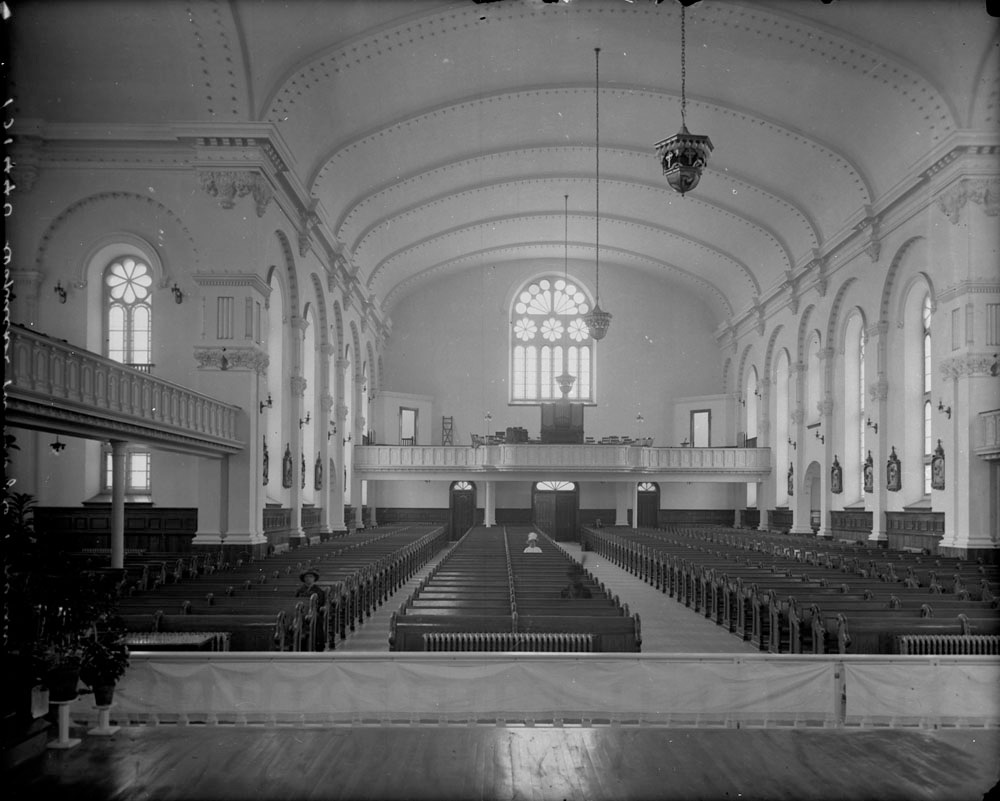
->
xmin=193 ymin=272 xmax=272 ymax=296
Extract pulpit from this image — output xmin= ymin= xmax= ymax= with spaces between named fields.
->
xmin=540 ymin=401 xmax=584 ymax=443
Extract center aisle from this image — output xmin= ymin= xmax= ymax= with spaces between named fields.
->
xmin=336 ymin=540 xmax=457 ymax=651
xmin=557 ymin=540 xmax=757 ymax=653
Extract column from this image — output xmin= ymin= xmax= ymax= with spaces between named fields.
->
xmin=614 ymin=482 xmax=629 ymax=527
xmin=631 ymin=482 xmax=639 ymax=529
xmin=330 ymin=399 xmax=349 ymax=533
xmin=317 ymin=388 xmax=334 ymax=538
xmin=484 ymin=481 xmax=496 ymax=527
xmin=109 ymin=440 xmax=126 ymax=570
xmin=368 ymin=480 xmax=378 ymax=527
xmin=757 ymin=377 xmax=773 ymax=531
xmin=817 ymin=392 xmax=835 ymax=538
xmin=789 ymin=360 xmax=811 ymax=535
xmin=867 ymin=322 xmax=890 ymax=544
xmin=288 ymin=372 xmax=307 ymax=544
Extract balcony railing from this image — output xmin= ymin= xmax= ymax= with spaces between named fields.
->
xmin=6 ymin=325 xmax=244 ymax=455
xmin=354 ymin=444 xmax=770 ymax=479
xmin=974 ymin=409 xmax=1000 ymax=461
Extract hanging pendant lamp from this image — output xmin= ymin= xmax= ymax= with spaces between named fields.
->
xmin=556 ymin=193 xmax=577 ymax=397
xmin=654 ymin=3 xmax=713 ymax=195
xmin=583 ymin=47 xmax=612 ymax=342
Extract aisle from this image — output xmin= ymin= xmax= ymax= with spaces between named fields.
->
xmin=557 ymin=541 xmax=757 ymax=653
xmin=335 ymin=541 xmax=457 ymax=651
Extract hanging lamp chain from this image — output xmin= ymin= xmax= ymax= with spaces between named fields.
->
xmin=564 ymin=194 xmax=569 ymax=279
xmin=594 ymin=46 xmax=600 ymax=302
xmin=680 ymin=3 xmax=687 ymax=130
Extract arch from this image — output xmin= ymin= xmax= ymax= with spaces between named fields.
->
xmin=878 ymin=236 xmax=925 ymax=324
xmin=736 ymin=343 xmax=756 ymax=397
xmin=349 ymin=321 xmax=362 ymax=381
xmin=795 ymin=304 xmax=816 ymax=365
xmin=825 ymin=277 xmax=859 ymax=355
xmin=309 ymin=273 xmax=330 ymax=345
xmin=762 ymin=325 xmax=786 ymax=385
xmin=265 ymin=263 xmax=292 ymax=325
xmin=895 ymin=271 xmax=938 ymax=325
xmin=837 ymin=305 xmax=869 ymax=356
xmin=331 ymin=300 xmax=345 ymax=359
xmin=274 ymin=230 xmax=301 ymax=317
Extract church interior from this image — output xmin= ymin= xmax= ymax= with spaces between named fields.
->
xmin=3 ymin=0 xmax=999 ymax=798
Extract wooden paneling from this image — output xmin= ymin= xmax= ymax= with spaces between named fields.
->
xmin=36 ymin=506 xmax=197 ymax=552
xmin=886 ymin=510 xmax=944 ymax=553
xmin=657 ymin=509 xmax=734 ymax=527
xmin=830 ymin=510 xmax=873 ymax=542
xmin=769 ymin=509 xmax=793 ymax=531
xmin=377 ymin=508 xmax=450 ymax=525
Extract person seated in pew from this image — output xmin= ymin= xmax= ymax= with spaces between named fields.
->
xmin=560 ymin=565 xmax=593 ymax=599
xmin=523 ymin=532 xmax=542 ymax=553
xmin=296 ymin=569 xmax=326 ymax=607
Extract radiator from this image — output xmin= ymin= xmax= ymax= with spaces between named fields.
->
xmin=897 ymin=634 xmax=1000 ymax=655
xmin=422 ymin=632 xmax=594 ymax=652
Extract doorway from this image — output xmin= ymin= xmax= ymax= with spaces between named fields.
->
xmin=637 ymin=482 xmax=659 ymax=528
xmin=449 ymin=481 xmax=476 ymax=541
xmin=532 ymin=481 xmax=579 ymax=541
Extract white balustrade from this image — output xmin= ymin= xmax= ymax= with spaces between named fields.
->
xmin=7 ymin=326 xmax=243 ymax=452
xmin=355 ymin=442 xmax=770 ymax=478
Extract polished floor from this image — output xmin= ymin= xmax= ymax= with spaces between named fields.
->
xmin=6 ymin=722 xmax=999 ymax=801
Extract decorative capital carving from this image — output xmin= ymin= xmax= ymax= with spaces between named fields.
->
xmin=941 ymin=351 xmax=1000 ymax=380
xmin=289 ymin=374 xmax=308 ymax=397
xmin=320 ymin=342 xmax=336 ymax=358
xmin=854 ymin=208 xmax=881 ymax=262
xmin=199 ymin=170 xmax=273 ymax=217
xmin=193 ymin=345 xmax=269 ymax=373
xmin=790 ymin=408 xmax=805 ymax=425
xmin=868 ymin=379 xmax=889 ymax=402
xmin=752 ymin=296 xmax=766 ymax=336
xmin=320 ymin=393 xmax=335 ymax=412
xmin=335 ymin=403 xmax=350 ymax=422
xmin=819 ymin=396 xmax=835 ymax=417
xmin=936 ymin=177 xmax=1000 ymax=224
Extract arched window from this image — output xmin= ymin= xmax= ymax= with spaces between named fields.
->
xmin=922 ymin=293 xmax=932 ymax=495
xmin=842 ymin=313 xmax=865 ymax=502
xmin=105 ymin=256 xmax=152 ymax=368
xmin=536 ymin=481 xmax=576 ymax=492
xmin=511 ymin=277 xmax=594 ymax=403
xmin=103 ymin=256 xmax=153 ymax=496
xmin=806 ymin=333 xmax=821 ymax=424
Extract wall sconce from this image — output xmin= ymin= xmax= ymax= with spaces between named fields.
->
xmin=53 ymin=281 xmax=67 ymax=303
xmin=738 ymin=395 xmax=746 ymax=407
xmin=753 ymin=388 xmax=761 ymax=398
xmin=937 ymin=399 xmax=951 ymax=419
xmin=815 ymin=430 xmax=825 ymax=444
xmin=680 ymin=437 xmax=690 ymax=447
xmin=343 ymin=433 xmax=352 ymax=445
xmin=171 ymin=283 xmax=184 ymax=304
xmin=866 ymin=418 xmax=878 ymax=434
xmin=788 ymin=437 xmax=797 ymax=450
xmin=328 ymin=421 xmax=337 ymax=440
xmin=635 ymin=413 xmax=644 ymax=424
xmin=299 ymin=412 xmax=311 ymax=428
xmin=259 ymin=394 xmax=272 ymax=413
xmin=49 ymin=436 xmax=67 ymax=455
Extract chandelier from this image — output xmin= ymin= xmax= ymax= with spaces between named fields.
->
xmin=654 ymin=2 xmax=713 ymax=196
xmin=583 ymin=47 xmax=612 ymax=342
xmin=556 ymin=193 xmax=577 ymax=397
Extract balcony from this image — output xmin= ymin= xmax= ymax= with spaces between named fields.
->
xmin=974 ymin=409 xmax=1000 ymax=461
xmin=354 ymin=444 xmax=770 ymax=482
xmin=5 ymin=325 xmax=244 ymax=457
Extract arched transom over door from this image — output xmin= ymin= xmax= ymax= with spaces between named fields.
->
xmin=532 ymin=481 xmax=578 ymax=542
xmin=637 ymin=482 xmax=660 ymax=529
xmin=450 ymin=481 xmax=476 ymax=541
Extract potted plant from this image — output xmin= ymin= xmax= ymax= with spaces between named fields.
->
xmin=79 ymin=623 xmax=130 ymax=706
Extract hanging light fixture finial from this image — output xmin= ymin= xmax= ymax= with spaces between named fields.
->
xmin=654 ymin=3 xmax=713 ymax=195
xmin=584 ymin=46 xmax=612 ymax=342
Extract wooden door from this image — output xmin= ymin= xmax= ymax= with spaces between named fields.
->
xmin=450 ymin=482 xmax=476 ymax=540
xmin=637 ymin=483 xmax=659 ymax=528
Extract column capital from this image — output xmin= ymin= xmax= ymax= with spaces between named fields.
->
xmin=290 ymin=374 xmax=308 ymax=397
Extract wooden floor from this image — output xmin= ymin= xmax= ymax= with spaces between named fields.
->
xmin=6 ymin=723 xmax=999 ymax=801
xmin=9 ymin=535 xmax=998 ymax=799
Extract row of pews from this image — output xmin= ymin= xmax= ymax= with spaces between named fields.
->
xmin=581 ymin=525 xmax=1000 ymax=655
xmin=111 ymin=525 xmax=449 ymax=651
xmin=389 ymin=526 xmax=641 ymax=652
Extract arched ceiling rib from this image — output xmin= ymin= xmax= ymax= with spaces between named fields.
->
xmin=12 ymin=0 xmax=994 ymax=333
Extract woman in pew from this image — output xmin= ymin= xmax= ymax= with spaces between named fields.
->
xmin=523 ymin=532 xmax=542 ymax=554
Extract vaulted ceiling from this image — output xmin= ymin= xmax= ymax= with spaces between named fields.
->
xmin=10 ymin=0 xmax=998 ymax=332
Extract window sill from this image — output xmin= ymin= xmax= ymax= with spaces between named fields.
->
xmin=83 ymin=493 xmax=153 ymax=505
xmin=903 ymin=497 xmax=933 ymax=511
